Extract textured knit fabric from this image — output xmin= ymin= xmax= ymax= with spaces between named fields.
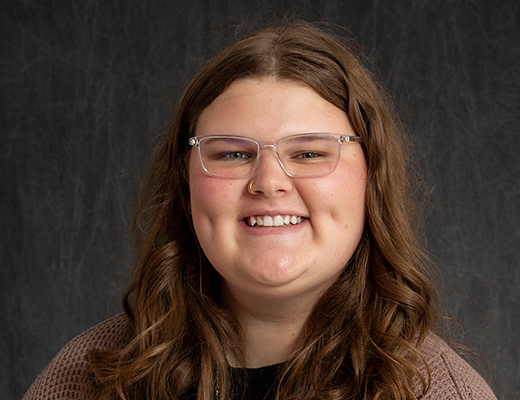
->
xmin=23 ymin=314 xmax=497 ymax=400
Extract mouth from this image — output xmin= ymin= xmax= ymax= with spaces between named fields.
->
xmin=244 ymin=215 xmax=305 ymax=227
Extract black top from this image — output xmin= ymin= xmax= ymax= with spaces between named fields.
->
xmin=183 ymin=364 xmax=280 ymax=400
xmin=240 ymin=364 xmax=280 ymax=400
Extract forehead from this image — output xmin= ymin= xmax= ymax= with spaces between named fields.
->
xmin=195 ymin=78 xmax=354 ymax=141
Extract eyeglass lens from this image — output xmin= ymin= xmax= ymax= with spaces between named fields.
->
xmin=198 ymin=134 xmax=340 ymax=177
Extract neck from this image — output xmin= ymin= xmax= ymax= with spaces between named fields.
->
xmin=223 ymin=285 xmax=319 ymax=368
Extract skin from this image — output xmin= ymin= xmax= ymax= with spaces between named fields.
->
xmin=189 ymin=78 xmax=367 ymax=367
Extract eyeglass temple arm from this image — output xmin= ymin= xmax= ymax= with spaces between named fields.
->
xmin=340 ymin=135 xmax=363 ymax=143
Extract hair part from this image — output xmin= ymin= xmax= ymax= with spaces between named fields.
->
xmin=87 ymin=21 xmax=436 ymax=400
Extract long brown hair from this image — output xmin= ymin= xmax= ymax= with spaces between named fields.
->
xmin=87 ymin=21 xmax=436 ymax=399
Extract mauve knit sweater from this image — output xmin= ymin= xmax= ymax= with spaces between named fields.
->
xmin=23 ymin=314 xmax=497 ymax=400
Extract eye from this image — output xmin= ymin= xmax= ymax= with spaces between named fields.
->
xmin=289 ymin=151 xmax=330 ymax=162
xmin=228 ymin=151 xmax=249 ymax=160
xmin=217 ymin=151 xmax=254 ymax=161
xmin=294 ymin=151 xmax=326 ymax=159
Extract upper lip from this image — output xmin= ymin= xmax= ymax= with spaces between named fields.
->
xmin=238 ymin=209 xmax=308 ymax=220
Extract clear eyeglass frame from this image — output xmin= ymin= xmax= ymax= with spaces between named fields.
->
xmin=188 ymin=133 xmax=363 ymax=178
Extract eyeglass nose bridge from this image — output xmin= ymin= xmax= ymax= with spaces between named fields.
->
xmin=251 ymin=143 xmax=291 ymax=177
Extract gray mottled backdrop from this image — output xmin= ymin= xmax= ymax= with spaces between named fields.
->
xmin=2 ymin=0 xmax=519 ymax=399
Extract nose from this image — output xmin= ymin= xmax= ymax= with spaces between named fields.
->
xmin=249 ymin=145 xmax=293 ymax=196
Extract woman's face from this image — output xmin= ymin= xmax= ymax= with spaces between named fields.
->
xmin=189 ymin=78 xmax=367 ymax=305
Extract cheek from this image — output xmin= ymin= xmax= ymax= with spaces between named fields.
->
xmin=190 ymin=179 xmax=218 ymax=225
xmin=325 ymin=172 xmax=367 ymax=236
xmin=189 ymin=166 xmax=242 ymax=227
xmin=189 ymin=154 xmax=215 ymax=215
xmin=190 ymin=178 xmax=222 ymax=247
xmin=323 ymin=164 xmax=367 ymax=210
xmin=340 ymin=155 xmax=367 ymax=206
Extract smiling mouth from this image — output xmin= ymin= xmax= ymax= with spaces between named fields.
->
xmin=245 ymin=215 xmax=305 ymax=227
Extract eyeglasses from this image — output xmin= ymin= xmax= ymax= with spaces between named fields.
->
xmin=188 ymin=133 xmax=362 ymax=178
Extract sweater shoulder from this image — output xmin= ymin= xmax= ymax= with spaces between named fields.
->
xmin=23 ymin=314 xmax=129 ymax=400
xmin=418 ymin=332 xmax=497 ymax=400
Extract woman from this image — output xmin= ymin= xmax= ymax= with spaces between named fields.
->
xmin=24 ymin=22 xmax=496 ymax=400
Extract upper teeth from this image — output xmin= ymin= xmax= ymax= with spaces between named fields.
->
xmin=247 ymin=215 xmax=304 ymax=227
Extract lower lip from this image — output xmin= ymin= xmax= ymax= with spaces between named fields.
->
xmin=238 ymin=218 xmax=309 ymax=236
